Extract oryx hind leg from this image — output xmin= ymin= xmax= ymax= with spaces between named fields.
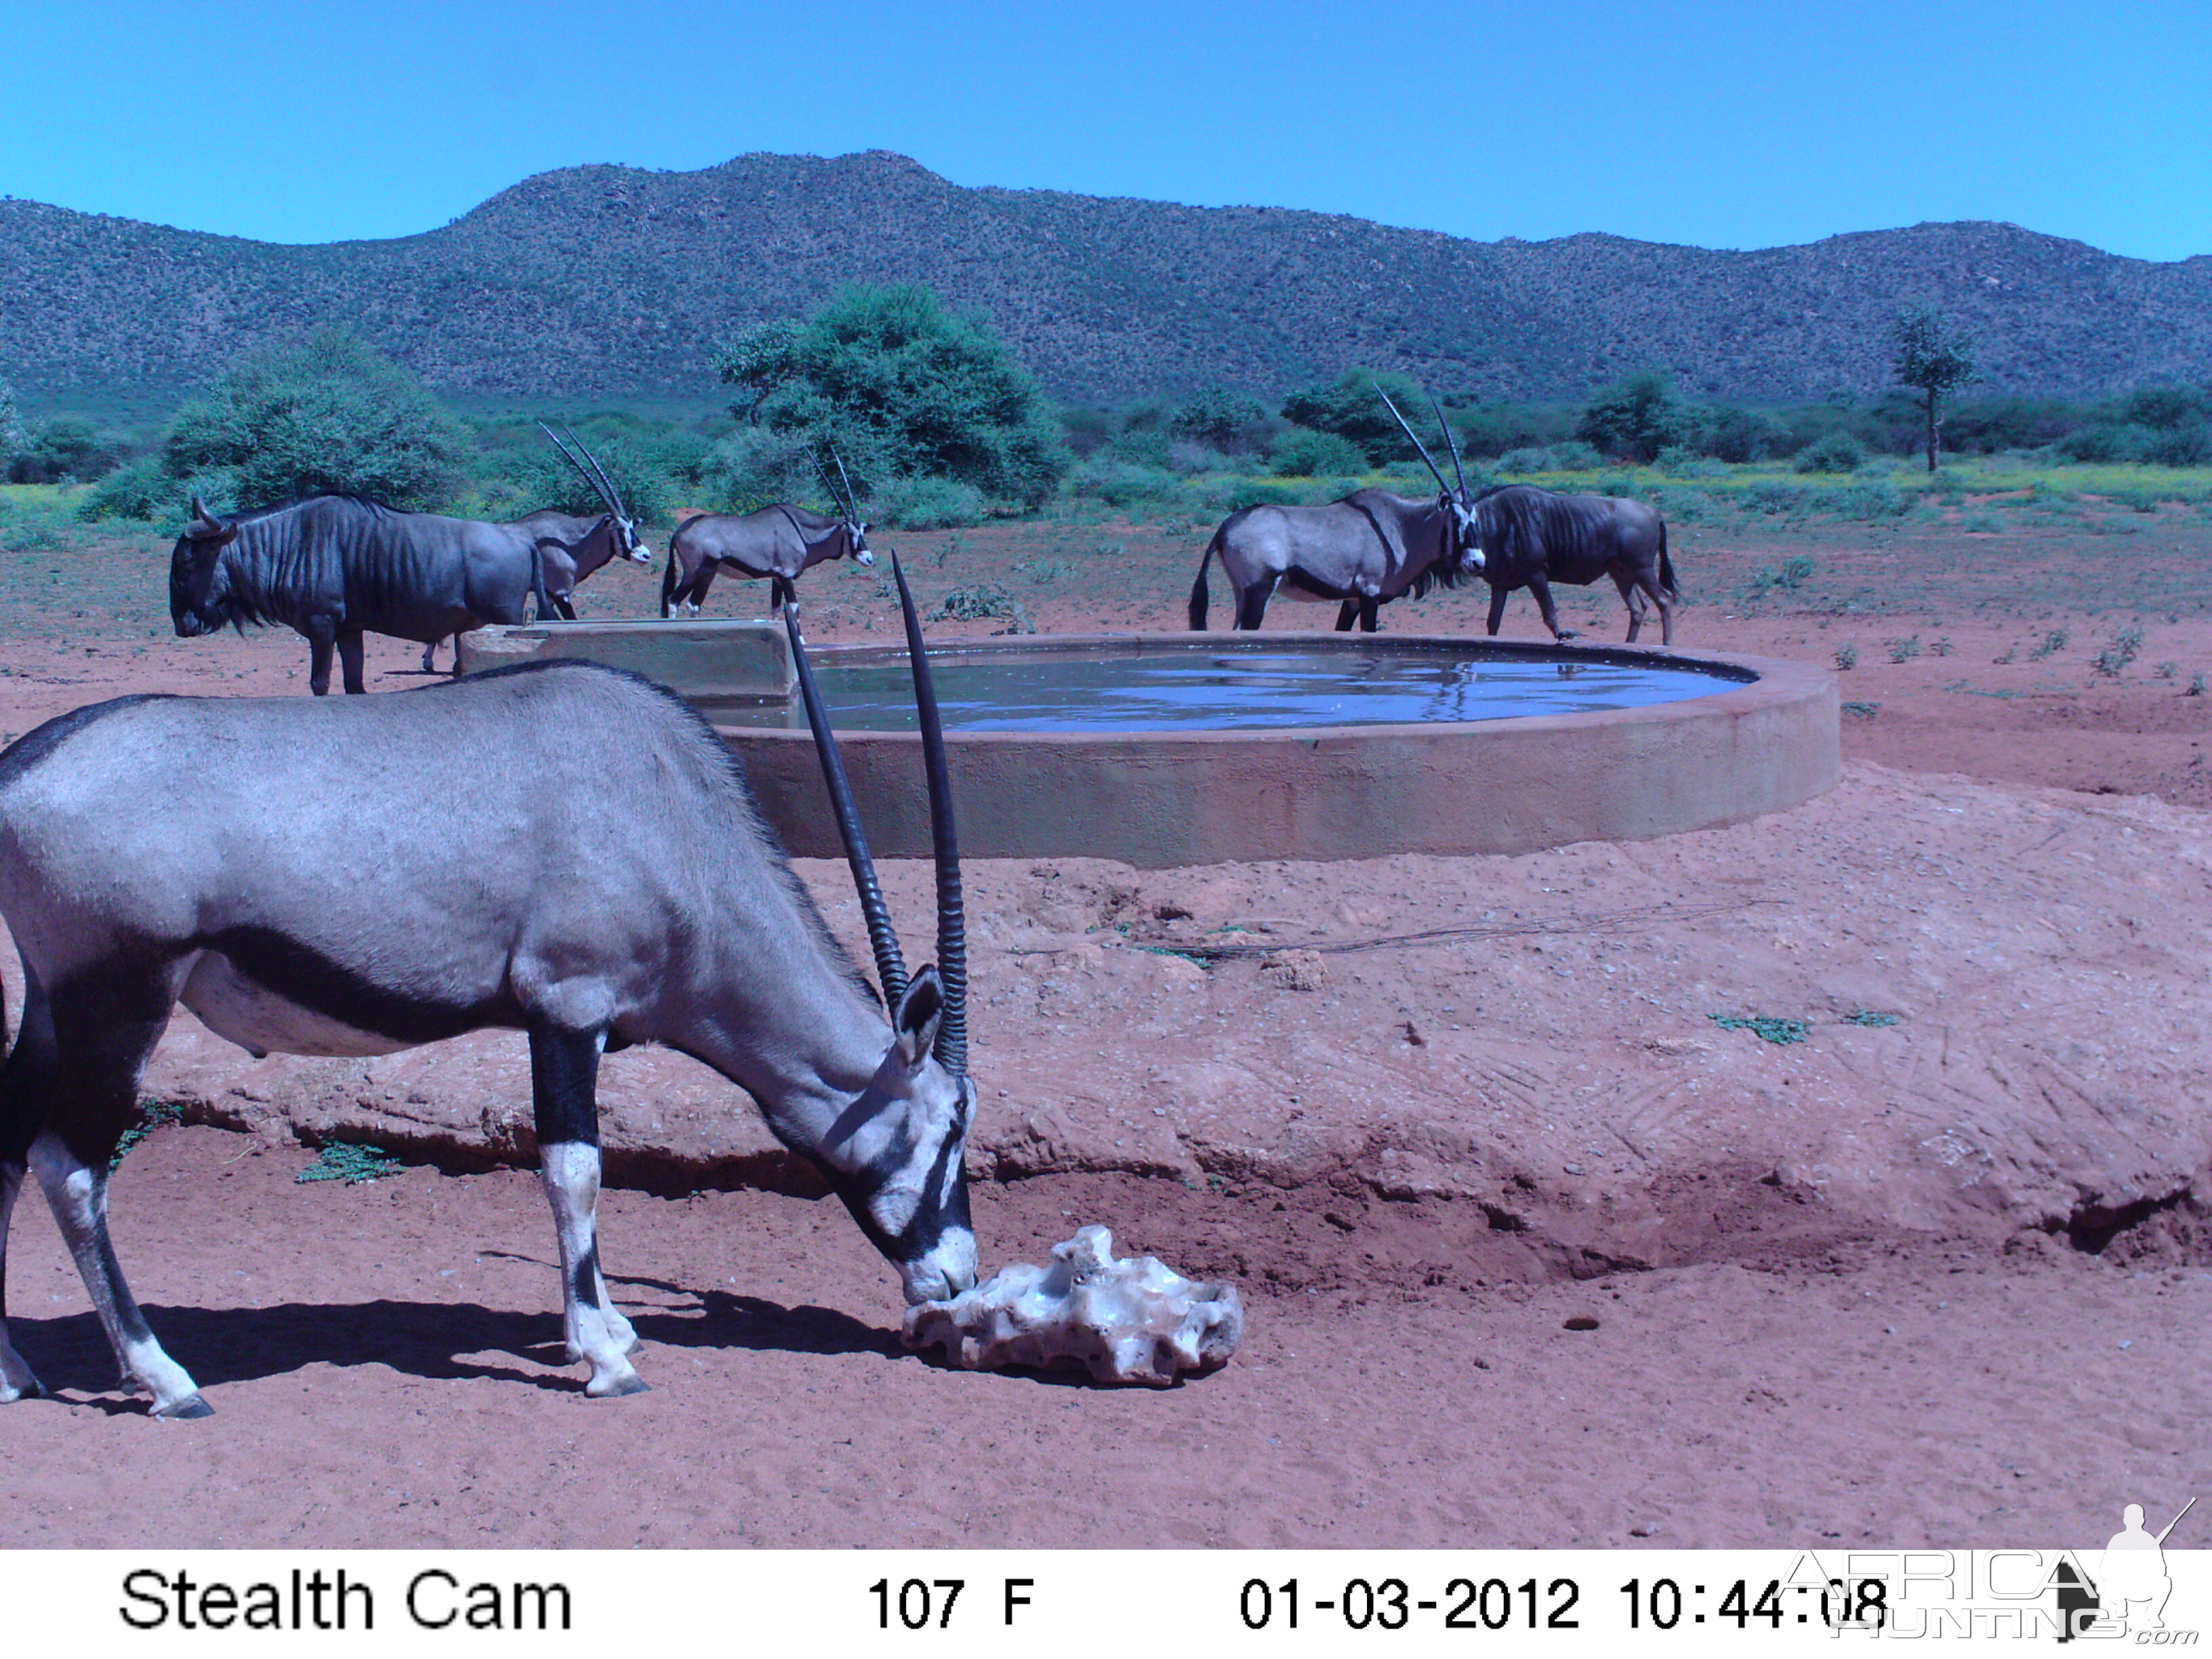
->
xmin=529 ymin=1023 xmax=644 ymax=1398
xmin=0 ymin=968 xmax=53 ymax=1401
xmin=1235 ymin=575 xmax=1279 ymax=630
xmin=0 ymin=1160 xmax=42 ymax=1401
xmin=24 ymin=964 xmax=207 ymax=1417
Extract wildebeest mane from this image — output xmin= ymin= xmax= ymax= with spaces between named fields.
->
xmin=1475 ymin=485 xmax=1617 ymax=575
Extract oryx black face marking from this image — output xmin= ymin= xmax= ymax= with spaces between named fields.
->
xmin=0 ymin=615 xmax=979 ymax=1414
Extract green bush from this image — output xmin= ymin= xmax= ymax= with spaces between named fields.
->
xmin=716 ymin=283 xmax=1071 ymax=507
xmin=1170 ymin=386 xmax=1269 ymax=450
xmin=7 ymin=416 xmax=123 ymax=484
xmin=1576 ymin=369 xmax=1692 ymax=463
xmin=1071 ymin=457 xmax=1182 ymax=510
xmin=1795 ymin=431 xmax=1866 ymax=474
xmin=157 ymin=327 xmax=469 ymax=512
xmin=875 ymin=474 xmax=987 ymax=529
xmin=1279 ymin=369 xmax=1431 ymax=466
xmin=0 ymin=375 xmax=22 ymax=455
xmin=1268 ymin=426 xmax=1368 ymax=478
xmin=1702 ymin=405 xmax=1790 ymax=463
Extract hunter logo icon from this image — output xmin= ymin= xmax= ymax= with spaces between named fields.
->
xmin=2058 ymin=1496 xmax=2196 ymax=1639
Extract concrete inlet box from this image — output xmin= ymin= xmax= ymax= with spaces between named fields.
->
xmin=456 ymin=619 xmax=795 ymax=705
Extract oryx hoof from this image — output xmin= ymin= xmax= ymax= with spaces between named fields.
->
xmin=155 ymin=1393 xmax=216 ymax=1420
xmin=1555 ymin=628 xmax=1579 ymax=641
xmin=0 ymin=1377 xmax=48 ymax=1404
xmin=586 ymin=1369 xmax=650 ymax=1399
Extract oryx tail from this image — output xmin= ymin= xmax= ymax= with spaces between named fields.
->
xmin=1188 ymin=524 xmax=1226 ymax=631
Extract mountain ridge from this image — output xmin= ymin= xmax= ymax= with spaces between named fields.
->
xmin=3 ymin=150 xmax=2207 ymax=408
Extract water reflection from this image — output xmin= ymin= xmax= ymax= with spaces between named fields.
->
xmin=708 ymin=649 xmax=1745 ymax=733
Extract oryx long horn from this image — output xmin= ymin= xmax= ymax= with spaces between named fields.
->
xmin=542 ymin=422 xmax=628 ymax=520
xmin=831 ymin=446 xmax=861 ymax=522
xmin=890 ymin=555 xmax=966 ymax=1076
xmin=1432 ymin=396 xmax=1468 ymax=500
xmin=808 ymin=447 xmax=847 ymax=516
xmin=564 ymin=423 xmax=632 ymax=520
xmin=783 ymin=599 xmax=909 ymax=1007
xmin=1376 ymin=386 xmax=1451 ymax=497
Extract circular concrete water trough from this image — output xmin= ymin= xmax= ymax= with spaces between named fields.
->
xmin=708 ymin=632 xmax=1838 ymax=868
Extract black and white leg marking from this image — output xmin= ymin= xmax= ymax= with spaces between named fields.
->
xmin=30 ymin=1133 xmax=208 ymax=1416
xmin=0 ymin=1159 xmax=46 ymax=1402
xmin=530 ymin=1023 xmax=644 ymax=1397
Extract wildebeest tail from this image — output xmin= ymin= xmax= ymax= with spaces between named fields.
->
xmin=1658 ymin=521 xmax=1677 ymax=600
xmin=1187 ymin=527 xmax=1223 ymax=631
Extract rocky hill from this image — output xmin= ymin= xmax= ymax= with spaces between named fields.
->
xmin=3 ymin=150 xmax=2207 ymax=408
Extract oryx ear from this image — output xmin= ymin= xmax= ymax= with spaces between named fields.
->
xmin=892 ymin=963 xmax=945 ymax=1070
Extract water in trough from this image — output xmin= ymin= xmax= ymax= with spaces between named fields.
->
xmin=705 ymin=642 xmax=1750 ymax=732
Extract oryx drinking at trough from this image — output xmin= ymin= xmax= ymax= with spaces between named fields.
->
xmin=1467 ymin=484 xmax=1679 ymax=645
xmin=173 ymin=493 xmax=558 ymax=695
xmin=1187 ymin=392 xmax=1483 ymax=632
xmin=418 ymin=424 xmax=655 ymax=671
xmin=0 ymin=560 xmax=978 ymax=1416
xmin=663 ymin=449 xmax=872 ymax=617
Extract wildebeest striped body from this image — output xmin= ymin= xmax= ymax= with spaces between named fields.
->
xmin=0 ymin=651 xmax=978 ymax=1416
xmin=663 ymin=503 xmax=873 ymax=617
xmin=171 ymin=495 xmax=554 ymax=694
xmin=1469 ymin=484 xmax=1678 ymax=644
xmin=1187 ymin=488 xmax=1477 ymax=632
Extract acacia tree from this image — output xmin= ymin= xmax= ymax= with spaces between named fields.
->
xmin=716 ymin=284 xmax=1069 ymax=506
xmin=1892 ymin=306 xmax=1977 ymax=472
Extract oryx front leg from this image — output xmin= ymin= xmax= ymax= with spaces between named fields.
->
xmin=529 ymin=1023 xmax=644 ymax=1397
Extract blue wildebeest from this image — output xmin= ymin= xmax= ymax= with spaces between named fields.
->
xmin=1188 ymin=392 xmax=1484 ymax=632
xmin=663 ymin=449 xmax=872 ymax=617
xmin=172 ymin=494 xmax=556 ymax=695
xmin=1467 ymin=484 xmax=1678 ymax=644
xmin=0 ymin=560 xmax=977 ymax=1416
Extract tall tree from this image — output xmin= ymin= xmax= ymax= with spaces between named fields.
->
xmin=717 ymin=284 xmax=1069 ymax=506
xmin=1892 ymin=306 xmax=1977 ymax=473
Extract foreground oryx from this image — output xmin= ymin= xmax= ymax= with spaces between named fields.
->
xmin=173 ymin=494 xmax=554 ymax=695
xmin=663 ymin=450 xmax=872 ymax=617
xmin=1188 ymin=393 xmax=1483 ymax=632
xmin=1469 ymin=484 xmax=1678 ymax=644
xmin=419 ymin=425 xmax=655 ymax=671
xmin=0 ymin=562 xmax=977 ymax=1416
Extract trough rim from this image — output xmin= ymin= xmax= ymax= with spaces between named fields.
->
xmin=708 ymin=630 xmax=1824 ymax=749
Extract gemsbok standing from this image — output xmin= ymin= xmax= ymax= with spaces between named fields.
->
xmin=0 ymin=560 xmax=977 ymax=1416
xmin=663 ymin=449 xmax=873 ymax=617
xmin=418 ymin=424 xmax=655 ymax=671
xmin=1188 ymin=392 xmax=1485 ymax=632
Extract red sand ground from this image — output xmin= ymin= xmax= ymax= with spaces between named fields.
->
xmin=0 ymin=511 xmax=2207 ymax=1549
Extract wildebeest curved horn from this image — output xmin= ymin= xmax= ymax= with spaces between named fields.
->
xmin=1431 ymin=396 xmax=1469 ymax=501
xmin=831 ymin=447 xmax=861 ymax=523
xmin=890 ymin=555 xmax=966 ymax=1077
xmin=783 ymin=599 xmax=909 ymax=1008
xmin=1376 ymin=386 xmax=1450 ymax=497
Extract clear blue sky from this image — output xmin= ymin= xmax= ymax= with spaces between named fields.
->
xmin=2 ymin=0 xmax=2206 ymax=260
